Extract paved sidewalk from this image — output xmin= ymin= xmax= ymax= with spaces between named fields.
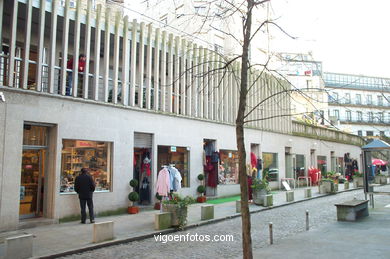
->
xmin=252 ymin=197 xmax=390 ymax=259
xmin=0 ymin=184 xmax=356 ymax=258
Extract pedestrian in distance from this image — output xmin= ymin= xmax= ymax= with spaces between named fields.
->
xmin=74 ymin=168 xmax=95 ymax=224
xmin=66 ymin=54 xmax=86 ymax=96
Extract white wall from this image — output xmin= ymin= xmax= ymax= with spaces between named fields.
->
xmin=0 ymin=88 xmax=362 ymax=230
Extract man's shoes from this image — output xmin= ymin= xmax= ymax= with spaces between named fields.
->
xmin=81 ymin=221 xmax=86 ymax=224
xmin=90 ymin=220 xmax=95 ymax=223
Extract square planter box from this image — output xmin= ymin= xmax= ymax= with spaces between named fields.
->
xmin=353 ymin=177 xmax=364 ymax=188
xmin=162 ymin=204 xmax=188 ymax=227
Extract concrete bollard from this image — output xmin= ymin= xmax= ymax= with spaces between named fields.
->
xmin=93 ymin=221 xmax=114 ymax=243
xmin=304 ymin=188 xmax=312 ymax=198
xmin=236 ymin=200 xmax=241 ymax=213
xmin=263 ymin=194 xmax=273 ymax=207
xmin=5 ymin=234 xmax=33 ymax=259
xmin=201 ymin=204 xmax=214 ymax=220
xmin=155 ymin=212 xmax=172 ymax=230
xmin=286 ymin=191 xmax=294 ymax=202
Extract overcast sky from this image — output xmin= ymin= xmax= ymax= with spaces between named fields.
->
xmin=269 ymin=0 xmax=390 ymax=78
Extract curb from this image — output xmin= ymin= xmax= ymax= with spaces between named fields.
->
xmin=36 ymin=187 xmax=362 ymax=258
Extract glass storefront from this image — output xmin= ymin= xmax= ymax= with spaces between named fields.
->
xmin=218 ymin=150 xmax=239 ymax=184
xmin=157 ymin=146 xmax=190 ymax=187
xmin=317 ymin=155 xmax=327 ymax=175
xmin=262 ymin=152 xmax=278 ymax=182
xmin=296 ymin=154 xmax=305 ymax=177
xmin=60 ymin=139 xmax=112 ymax=193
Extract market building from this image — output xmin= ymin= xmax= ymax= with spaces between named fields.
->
xmin=0 ymin=0 xmax=363 ymax=231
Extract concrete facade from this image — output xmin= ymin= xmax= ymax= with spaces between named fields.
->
xmin=0 ymin=88 xmax=362 ymax=231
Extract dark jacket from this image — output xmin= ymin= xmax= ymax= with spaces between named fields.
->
xmin=74 ymin=173 xmax=95 ymax=199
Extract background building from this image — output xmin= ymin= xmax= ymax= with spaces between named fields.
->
xmin=324 ymin=72 xmax=390 ymax=138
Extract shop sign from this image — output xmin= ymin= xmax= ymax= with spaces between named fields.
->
xmin=170 ymin=146 xmax=177 ymax=152
xmin=75 ymin=140 xmax=96 ymax=148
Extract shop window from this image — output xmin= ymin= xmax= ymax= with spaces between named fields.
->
xmin=262 ymin=152 xmax=278 ymax=182
xmin=219 ymin=150 xmax=239 ymax=184
xmin=295 ymin=154 xmax=305 ymax=177
xmin=60 ymin=140 xmax=112 ymax=193
xmin=157 ymin=146 xmax=189 ymax=187
xmin=317 ymin=155 xmax=327 ymax=175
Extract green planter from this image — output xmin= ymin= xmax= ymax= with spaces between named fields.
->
xmin=253 ymin=189 xmax=268 ymax=205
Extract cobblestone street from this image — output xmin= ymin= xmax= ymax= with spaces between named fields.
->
xmin=61 ymin=188 xmax=388 ymax=259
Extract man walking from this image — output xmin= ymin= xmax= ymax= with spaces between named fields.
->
xmin=75 ymin=168 xmax=95 ymax=224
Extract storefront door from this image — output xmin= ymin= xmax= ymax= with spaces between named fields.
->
xmin=20 ymin=149 xmax=46 ymax=219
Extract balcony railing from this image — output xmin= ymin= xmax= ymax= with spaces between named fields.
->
xmin=292 ymin=121 xmax=365 ymax=146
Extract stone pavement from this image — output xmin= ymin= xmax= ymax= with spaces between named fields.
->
xmin=0 ymin=183 xmax=364 ymax=258
xmin=252 ymin=195 xmax=390 ymax=259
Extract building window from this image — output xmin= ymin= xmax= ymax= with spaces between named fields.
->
xmin=346 ymin=111 xmax=351 ymax=121
xmin=380 ymin=131 xmax=385 ymax=136
xmin=157 ymin=146 xmax=189 ymax=187
xmin=219 ymin=150 xmax=239 ymax=184
xmin=357 ymin=111 xmax=363 ymax=121
xmin=262 ymin=152 xmax=278 ymax=182
xmin=378 ymin=95 xmax=383 ymax=106
xmin=368 ymin=112 xmax=373 ymax=122
xmin=366 ymin=131 xmax=374 ymax=136
xmin=194 ymin=6 xmax=206 ymax=15
xmin=378 ymin=112 xmax=384 ymax=123
xmin=334 ymin=110 xmax=339 ymax=119
xmin=306 ymin=80 xmax=312 ymax=89
xmin=344 ymin=93 xmax=351 ymax=104
xmin=357 ymin=130 xmax=362 ymax=136
xmin=355 ymin=94 xmax=361 ymax=104
xmin=60 ymin=140 xmax=112 ymax=193
xmin=367 ymin=95 xmax=372 ymax=105
xmin=331 ymin=92 xmax=338 ymax=103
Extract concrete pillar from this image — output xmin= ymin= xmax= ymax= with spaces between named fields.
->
xmin=304 ymin=188 xmax=312 ymax=198
xmin=5 ymin=234 xmax=33 ymax=259
xmin=286 ymin=191 xmax=294 ymax=202
xmin=236 ymin=200 xmax=241 ymax=213
xmin=201 ymin=204 xmax=214 ymax=220
xmin=93 ymin=221 xmax=114 ymax=243
xmin=263 ymin=194 xmax=273 ymax=207
xmin=155 ymin=212 xmax=172 ymax=230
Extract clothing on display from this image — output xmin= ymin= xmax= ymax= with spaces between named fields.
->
xmin=168 ymin=166 xmax=182 ymax=192
xmin=139 ymin=177 xmax=150 ymax=203
xmin=250 ymin=152 xmax=257 ymax=169
xmin=141 ymin=152 xmax=152 ymax=176
xmin=204 ymin=156 xmax=218 ymax=187
xmin=156 ymin=168 xmax=170 ymax=197
xmin=247 ymin=175 xmax=253 ymax=200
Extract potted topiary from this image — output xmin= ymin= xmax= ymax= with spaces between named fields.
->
xmin=128 ymin=179 xmax=139 ymax=214
xmin=196 ymin=174 xmax=206 ymax=203
xmin=154 ymin=192 xmax=162 ymax=210
xmin=196 ymin=185 xmax=206 ymax=203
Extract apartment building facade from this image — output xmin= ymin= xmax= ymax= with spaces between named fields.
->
xmin=324 ymin=72 xmax=390 ymax=137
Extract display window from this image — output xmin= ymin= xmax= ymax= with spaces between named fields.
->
xmin=317 ymin=155 xmax=327 ymax=175
xmin=157 ymin=146 xmax=189 ymax=187
xmin=296 ymin=154 xmax=305 ymax=177
xmin=60 ymin=140 xmax=112 ymax=193
xmin=218 ymin=150 xmax=239 ymax=184
xmin=262 ymin=152 xmax=278 ymax=182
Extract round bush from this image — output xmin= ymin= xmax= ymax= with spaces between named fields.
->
xmin=197 ymin=174 xmax=205 ymax=181
xmin=128 ymin=191 xmax=139 ymax=202
xmin=197 ymin=185 xmax=206 ymax=194
xmin=129 ymin=179 xmax=138 ymax=188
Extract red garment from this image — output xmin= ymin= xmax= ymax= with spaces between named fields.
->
xmin=250 ymin=152 xmax=257 ymax=168
xmin=67 ymin=58 xmax=86 ymax=72
xmin=247 ymin=176 xmax=253 ymax=200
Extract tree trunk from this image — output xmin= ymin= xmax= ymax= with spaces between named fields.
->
xmin=236 ymin=1 xmax=254 ymax=258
